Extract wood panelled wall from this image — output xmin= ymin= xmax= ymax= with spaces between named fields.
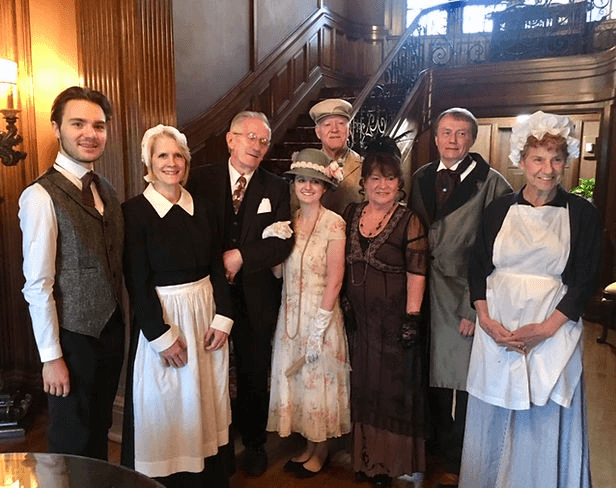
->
xmin=400 ymin=49 xmax=616 ymax=282
xmin=183 ymin=7 xmax=393 ymax=166
xmin=76 ymin=0 xmax=176 ymax=201
xmin=427 ymin=47 xmax=616 ymax=243
xmin=0 ymin=0 xmax=40 ymax=386
xmin=0 ymin=0 xmax=176 ymax=388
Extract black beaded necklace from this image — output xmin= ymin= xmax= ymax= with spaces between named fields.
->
xmin=359 ymin=202 xmax=397 ymax=237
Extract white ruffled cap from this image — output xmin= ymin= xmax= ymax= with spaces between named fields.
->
xmin=509 ymin=111 xmax=580 ymax=166
xmin=141 ymin=124 xmax=189 ymax=182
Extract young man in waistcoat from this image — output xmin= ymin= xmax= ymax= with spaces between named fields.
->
xmin=19 ymin=86 xmax=124 ymax=460
xmin=187 ymin=111 xmax=293 ymax=477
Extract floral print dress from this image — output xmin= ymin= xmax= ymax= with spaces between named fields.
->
xmin=267 ymin=208 xmax=351 ymax=442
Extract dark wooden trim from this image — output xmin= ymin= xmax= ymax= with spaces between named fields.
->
xmin=181 ymin=7 xmax=372 ymax=158
xmin=250 ymin=0 xmax=257 ymax=70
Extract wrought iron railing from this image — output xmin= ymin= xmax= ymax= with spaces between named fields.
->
xmin=350 ymin=0 xmax=616 ymax=150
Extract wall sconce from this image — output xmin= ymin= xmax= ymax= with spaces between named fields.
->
xmin=0 ymin=58 xmax=27 ymax=167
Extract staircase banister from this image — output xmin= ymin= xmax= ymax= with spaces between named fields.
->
xmin=181 ymin=7 xmax=358 ymax=153
xmin=386 ymin=68 xmax=433 ymax=139
xmin=350 ymin=1 xmax=466 ymax=118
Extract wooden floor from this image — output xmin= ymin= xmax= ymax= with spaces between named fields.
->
xmin=2 ymin=322 xmax=614 ymax=487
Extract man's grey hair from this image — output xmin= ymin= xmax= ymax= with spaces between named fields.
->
xmin=434 ymin=107 xmax=478 ymax=141
xmin=229 ymin=111 xmax=271 ymax=133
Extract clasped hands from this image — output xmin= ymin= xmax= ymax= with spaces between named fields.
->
xmin=161 ymin=328 xmax=228 ymax=368
xmin=477 ymin=313 xmax=554 ymax=355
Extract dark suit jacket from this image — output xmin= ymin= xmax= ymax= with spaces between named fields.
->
xmin=187 ymin=162 xmax=293 ymax=338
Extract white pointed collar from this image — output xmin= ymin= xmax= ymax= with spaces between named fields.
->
xmin=143 ymin=183 xmax=194 ymax=218
xmin=55 ymin=152 xmax=94 ymax=178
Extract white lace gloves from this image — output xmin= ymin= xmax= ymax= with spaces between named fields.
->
xmin=305 ymin=308 xmax=333 ymax=363
xmin=262 ymin=221 xmax=293 ymax=239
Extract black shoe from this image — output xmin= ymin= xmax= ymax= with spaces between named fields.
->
xmin=373 ymin=474 xmax=393 ymax=487
xmin=355 ymin=471 xmax=369 ymax=481
xmin=283 ymin=458 xmax=303 ymax=473
xmin=241 ymin=445 xmax=268 ymax=477
xmin=294 ymin=455 xmax=329 ymax=479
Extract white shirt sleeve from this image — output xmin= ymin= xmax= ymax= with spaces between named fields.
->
xmin=18 ymin=183 xmax=63 ymax=363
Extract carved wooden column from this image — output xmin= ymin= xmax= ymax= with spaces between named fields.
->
xmin=75 ymin=0 xmax=177 ymax=201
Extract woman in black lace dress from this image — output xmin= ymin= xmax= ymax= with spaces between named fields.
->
xmin=343 ymin=138 xmax=429 ymax=487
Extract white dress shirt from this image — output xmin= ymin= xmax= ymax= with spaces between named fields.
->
xmin=18 ymin=153 xmax=104 ymax=362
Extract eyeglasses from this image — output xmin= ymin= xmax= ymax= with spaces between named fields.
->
xmin=231 ymin=132 xmax=271 ymax=147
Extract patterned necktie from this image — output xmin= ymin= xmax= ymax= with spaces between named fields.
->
xmin=232 ymin=175 xmax=247 ymax=214
xmin=435 ymin=155 xmax=472 ymax=210
xmin=81 ymin=171 xmax=99 ymax=208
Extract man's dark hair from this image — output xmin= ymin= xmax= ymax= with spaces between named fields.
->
xmin=50 ymin=86 xmax=113 ymax=126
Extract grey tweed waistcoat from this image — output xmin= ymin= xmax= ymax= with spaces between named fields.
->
xmin=37 ymin=167 xmax=124 ymax=338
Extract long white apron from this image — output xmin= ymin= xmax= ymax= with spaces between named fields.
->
xmin=133 ymin=276 xmax=230 ymax=478
xmin=466 ymin=203 xmax=583 ymax=410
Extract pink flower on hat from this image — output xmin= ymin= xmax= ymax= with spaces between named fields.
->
xmin=325 ymin=162 xmax=344 ymax=184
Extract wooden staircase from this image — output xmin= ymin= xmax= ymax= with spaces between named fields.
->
xmin=262 ymin=86 xmax=361 ymax=176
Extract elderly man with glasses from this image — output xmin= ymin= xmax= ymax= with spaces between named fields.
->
xmin=187 ymin=111 xmax=293 ymax=477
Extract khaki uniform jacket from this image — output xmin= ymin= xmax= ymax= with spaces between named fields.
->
xmin=321 ymin=148 xmax=363 ymax=216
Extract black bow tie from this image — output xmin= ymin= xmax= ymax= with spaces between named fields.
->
xmin=435 ymin=155 xmax=472 ymax=209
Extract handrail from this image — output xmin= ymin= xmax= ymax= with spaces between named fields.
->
xmin=349 ymin=1 xmax=475 ymax=150
xmin=349 ymin=0 xmax=612 ymax=149
xmin=350 ymin=1 xmax=465 ymax=119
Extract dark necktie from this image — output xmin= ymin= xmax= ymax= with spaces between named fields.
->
xmin=232 ymin=175 xmax=247 ymax=214
xmin=435 ymin=155 xmax=472 ymax=210
xmin=81 ymin=172 xmax=99 ymax=208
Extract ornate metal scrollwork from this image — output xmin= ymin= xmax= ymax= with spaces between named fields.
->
xmin=351 ymin=0 xmax=616 ymax=150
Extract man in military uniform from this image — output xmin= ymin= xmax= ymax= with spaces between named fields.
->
xmin=309 ymin=98 xmax=363 ymax=215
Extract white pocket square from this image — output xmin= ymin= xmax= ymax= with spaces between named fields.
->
xmin=257 ymin=198 xmax=271 ymax=214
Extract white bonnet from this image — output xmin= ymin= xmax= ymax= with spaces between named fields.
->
xmin=509 ymin=111 xmax=580 ymax=166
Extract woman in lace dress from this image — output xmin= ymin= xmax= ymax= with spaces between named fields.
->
xmin=267 ymin=148 xmax=351 ymax=478
xmin=343 ymin=138 xmax=429 ymax=487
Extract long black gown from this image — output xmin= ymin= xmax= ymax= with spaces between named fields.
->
xmin=343 ymin=202 xmax=429 ymax=478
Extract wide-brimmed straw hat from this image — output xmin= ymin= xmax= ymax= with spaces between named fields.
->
xmin=284 ymin=148 xmax=343 ymax=189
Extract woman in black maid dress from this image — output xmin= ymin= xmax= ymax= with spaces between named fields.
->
xmin=121 ymin=125 xmax=234 ymax=488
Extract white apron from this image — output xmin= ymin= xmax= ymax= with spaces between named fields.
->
xmin=133 ymin=276 xmax=230 ymax=478
xmin=466 ymin=203 xmax=583 ymax=410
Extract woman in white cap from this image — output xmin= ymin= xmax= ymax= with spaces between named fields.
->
xmin=460 ymin=112 xmax=600 ymax=487
xmin=267 ymin=148 xmax=351 ymax=478
xmin=121 ymin=125 xmax=234 ymax=488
